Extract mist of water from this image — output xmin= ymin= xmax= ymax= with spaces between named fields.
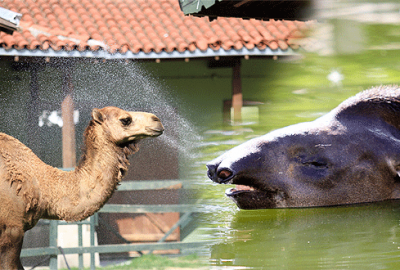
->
xmin=71 ymin=59 xmax=203 ymax=160
xmin=0 ymin=59 xmax=203 ymax=169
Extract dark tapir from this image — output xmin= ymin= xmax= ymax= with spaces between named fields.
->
xmin=207 ymin=86 xmax=400 ymax=209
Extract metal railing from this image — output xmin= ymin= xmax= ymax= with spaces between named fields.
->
xmin=21 ymin=180 xmax=210 ymax=270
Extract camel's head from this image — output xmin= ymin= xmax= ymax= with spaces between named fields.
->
xmin=91 ymin=106 xmax=164 ymax=150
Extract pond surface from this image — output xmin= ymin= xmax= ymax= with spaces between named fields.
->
xmin=208 ymin=202 xmax=400 ymax=269
xmin=190 ymin=2 xmax=400 ymax=268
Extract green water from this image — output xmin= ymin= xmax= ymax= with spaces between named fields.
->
xmin=192 ymin=3 xmax=400 ymax=269
xmin=209 ymin=202 xmax=400 ymax=269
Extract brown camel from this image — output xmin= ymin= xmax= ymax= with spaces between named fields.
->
xmin=0 ymin=106 xmax=164 ymax=269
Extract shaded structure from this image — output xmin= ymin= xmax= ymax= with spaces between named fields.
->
xmin=0 ymin=0 xmax=312 ymax=122
xmin=0 ymin=0 xmax=313 ymax=266
xmin=0 ymin=6 xmax=21 ymax=34
xmin=179 ymin=0 xmax=314 ymax=21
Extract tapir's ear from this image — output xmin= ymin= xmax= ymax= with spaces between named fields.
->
xmin=92 ymin=108 xmax=104 ymax=124
xmin=336 ymin=86 xmax=400 ymax=129
xmin=387 ymin=157 xmax=400 ymax=199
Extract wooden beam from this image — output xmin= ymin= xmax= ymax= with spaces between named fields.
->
xmin=120 ymin=233 xmax=179 ymax=242
xmin=232 ymin=58 xmax=242 ymax=122
xmin=61 ymin=66 xmax=76 ymax=168
xmin=28 ymin=66 xmax=40 ymax=154
xmin=234 ymin=0 xmax=253 ymax=8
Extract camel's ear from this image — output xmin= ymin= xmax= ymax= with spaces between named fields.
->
xmin=92 ymin=109 xmax=104 ymax=124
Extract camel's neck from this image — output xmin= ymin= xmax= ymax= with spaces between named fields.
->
xmin=44 ymin=122 xmax=132 ymax=221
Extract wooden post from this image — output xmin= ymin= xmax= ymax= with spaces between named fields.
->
xmin=49 ymin=220 xmax=58 ymax=270
xmin=223 ymin=100 xmax=232 ymax=123
xmin=28 ymin=66 xmax=40 ymax=153
xmin=61 ymin=66 xmax=76 ymax=168
xmin=232 ymin=58 xmax=242 ymax=122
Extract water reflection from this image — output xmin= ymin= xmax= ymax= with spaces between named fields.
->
xmin=209 ymin=201 xmax=400 ymax=269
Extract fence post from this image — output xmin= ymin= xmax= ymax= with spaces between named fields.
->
xmin=78 ymin=223 xmax=83 ymax=269
xmin=49 ymin=220 xmax=58 ymax=270
xmin=90 ymin=214 xmax=97 ymax=270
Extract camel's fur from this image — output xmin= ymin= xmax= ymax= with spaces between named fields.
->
xmin=0 ymin=106 xmax=164 ymax=269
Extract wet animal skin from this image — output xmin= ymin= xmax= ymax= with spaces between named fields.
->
xmin=207 ymin=86 xmax=400 ymax=209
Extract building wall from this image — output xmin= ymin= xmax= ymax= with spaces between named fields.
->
xmin=0 ymin=56 xmax=281 ymax=167
xmin=0 ymin=55 xmax=286 ymax=265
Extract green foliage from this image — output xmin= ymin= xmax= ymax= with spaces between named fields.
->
xmin=103 ymin=254 xmax=207 ymax=270
xmin=63 ymin=254 xmax=207 ymax=270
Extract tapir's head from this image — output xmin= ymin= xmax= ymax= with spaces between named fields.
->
xmin=207 ymin=86 xmax=400 ymax=209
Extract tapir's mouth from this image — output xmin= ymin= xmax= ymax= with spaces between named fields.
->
xmin=226 ymin=184 xmax=257 ymax=195
xmin=223 ymin=175 xmax=285 ymax=209
xmin=207 ymin=165 xmax=287 ymax=209
xmin=226 ymin=185 xmax=281 ymax=209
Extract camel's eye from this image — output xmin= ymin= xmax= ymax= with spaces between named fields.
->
xmin=120 ymin=117 xmax=132 ymax=126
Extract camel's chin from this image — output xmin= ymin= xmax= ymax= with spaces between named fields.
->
xmin=127 ymin=141 xmax=139 ymax=153
xmin=225 ymin=185 xmax=281 ymax=209
xmin=120 ymin=140 xmax=140 ymax=155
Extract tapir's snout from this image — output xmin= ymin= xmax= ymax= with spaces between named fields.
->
xmin=206 ymin=161 xmax=234 ymax=184
xmin=206 ymin=163 xmax=217 ymax=181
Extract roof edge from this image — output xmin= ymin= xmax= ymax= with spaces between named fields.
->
xmin=0 ymin=47 xmax=300 ymax=59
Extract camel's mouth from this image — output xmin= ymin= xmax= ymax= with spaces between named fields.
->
xmin=146 ymin=128 xmax=164 ymax=137
xmin=124 ymin=129 xmax=163 ymax=143
xmin=118 ymin=130 xmax=161 ymax=154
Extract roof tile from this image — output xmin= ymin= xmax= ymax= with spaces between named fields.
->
xmin=0 ymin=0 xmax=313 ymax=55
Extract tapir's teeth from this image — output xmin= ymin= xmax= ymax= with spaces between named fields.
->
xmin=225 ymin=185 xmax=257 ymax=196
xmin=235 ymin=185 xmax=255 ymax=191
xmin=226 ymin=185 xmax=256 ymax=195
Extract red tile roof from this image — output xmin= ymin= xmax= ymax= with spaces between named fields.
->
xmin=0 ymin=0 xmax=314 ymax=58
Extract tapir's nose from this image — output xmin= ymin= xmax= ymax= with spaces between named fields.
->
xmin=206 ymin=163 xmax=217 ymax=181
xmin=207 ymin=161 xmax=233 ymax=184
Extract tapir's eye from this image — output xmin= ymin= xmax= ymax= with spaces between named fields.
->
xmin=297 ymin=155 xmax=328 ymax=169
xmin=303 ymin=160 xmax=328 ymax=168
xmin=120 ymin=117 xmax=132 ymax=126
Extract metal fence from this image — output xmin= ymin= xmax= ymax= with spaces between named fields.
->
xmin=21 ymin=180 xmax=210 ymax=270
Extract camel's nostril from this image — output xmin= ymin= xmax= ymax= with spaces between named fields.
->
xmin=218 ymin=169 xmax=232 ymax=180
